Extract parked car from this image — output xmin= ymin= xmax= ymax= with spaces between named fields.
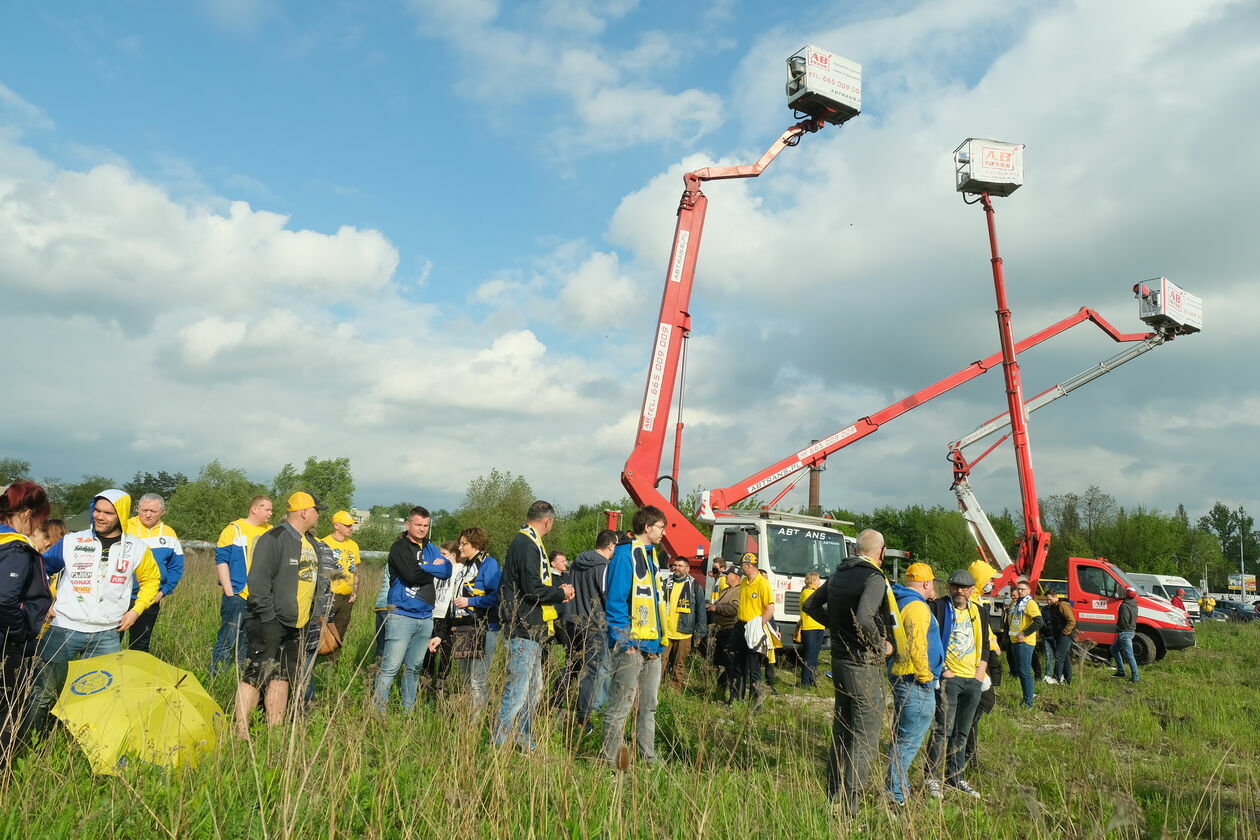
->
xmin=1212 ymin=601 xmax=1260 ymax=622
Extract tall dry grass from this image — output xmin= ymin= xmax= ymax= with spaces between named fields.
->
xmin=1 ymin=550 xmax=1256 ymax=839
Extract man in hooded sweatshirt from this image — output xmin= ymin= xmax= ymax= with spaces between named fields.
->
xmin=570 ymin=528 xmax=617 ymax=730
xmin=885 ymin=562 xmax=942 ymax=805
xmin=28 ymin=490 xmax=161 ymax=735
xmin=1111 ymin=587 xmax=1140 ymax=682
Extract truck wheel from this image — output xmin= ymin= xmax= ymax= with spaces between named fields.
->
xmin=1131 ymin=631 xmax=1158 ymax=665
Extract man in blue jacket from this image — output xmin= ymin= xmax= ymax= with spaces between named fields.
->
xmin=602 ymin=505 xmax=669 ymax=769
xmin=372 ymin=506 xmax=450 ymax=713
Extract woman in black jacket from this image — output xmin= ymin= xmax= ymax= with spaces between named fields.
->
xmin=0 ymin=481 xmax=53 ymax=752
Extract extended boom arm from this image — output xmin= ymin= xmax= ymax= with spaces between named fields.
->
xmin=698 ymin=307 xmax=1155 ymax=519
xmin=622 ymin=118 xmax=827 ymax=561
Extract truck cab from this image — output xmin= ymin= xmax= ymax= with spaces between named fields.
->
xmin=1125 ymin=573 xmax=1201 ymax=622
xmin=1065 ymin=557 xmax=1195 ymax=664
xmin=705 ymin=510 xmax=854 ymax=642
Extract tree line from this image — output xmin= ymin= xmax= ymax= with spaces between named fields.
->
xmin=2 ymin=457 xmax=1254 ymax=589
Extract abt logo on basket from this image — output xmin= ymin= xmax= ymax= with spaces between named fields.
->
xmin=982 ymin=146 xmax=1015 ymax=171
xmin=808 ymin=51 xmax=829 ymax=69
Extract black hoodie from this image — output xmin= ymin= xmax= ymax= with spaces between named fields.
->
xmin=570 ymin=548 xmax=611 ymax=629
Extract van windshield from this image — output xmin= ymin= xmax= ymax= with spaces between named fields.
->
xmin=766 ymin=525 xmax=847 ymax=577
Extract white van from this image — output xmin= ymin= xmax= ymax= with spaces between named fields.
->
xmin=1127 ymin=573 xmax=1201 ymax=622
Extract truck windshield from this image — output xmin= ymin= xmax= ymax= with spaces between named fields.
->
xmin=766 ymin=525 xmax=846 ymax=577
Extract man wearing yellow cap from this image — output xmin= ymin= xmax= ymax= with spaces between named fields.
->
xmin=886 ymin=562 xmax=942 ymax=806
xmin=319 ymin=511 xmax=361 ymax=662
xmin=234 ymin=492 xmax=335 ymax=737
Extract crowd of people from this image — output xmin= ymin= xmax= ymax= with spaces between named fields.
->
xmin=2 ymin=478 xmax=1226 ymax=810
xmin=0 ymin=481 xmax=787 ymax=772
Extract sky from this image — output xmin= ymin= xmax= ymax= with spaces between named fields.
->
xmin=1 ymin=0 xmax=1257 ymax=524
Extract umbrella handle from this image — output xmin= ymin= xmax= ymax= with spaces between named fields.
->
xmin=175 ymin=675 xmax=187 ymax=688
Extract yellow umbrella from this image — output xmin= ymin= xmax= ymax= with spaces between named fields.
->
xmin=52 ymin=650 xmax=224 ymax=775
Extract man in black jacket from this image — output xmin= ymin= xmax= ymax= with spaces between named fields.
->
xmin=570 ymin=529 xmax=617 ymax=729
xmin=803 ymin=529 xmax=895 ymax=813
xmin=234 ymin=492 xmax=336 ymax=737
xmin=492 ymin=500 xmax=573 ymax=750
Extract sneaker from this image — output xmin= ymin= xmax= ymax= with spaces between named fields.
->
xmin=948 ymin=779 xmax=981 ymax=799
xmin=1043 ymin=675 xmax=1057 ymax=685
xmin=924 ymin=778 xmax=943 ymax=800
xmin=1111 ymin=671 xmax=1127 ymax=678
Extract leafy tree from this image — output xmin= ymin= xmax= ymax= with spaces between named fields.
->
xmin=271 ymin=456 xmax=355 ymax=536
xmin=370 ymin=502 xmax=414 ymax=521
xmin=50 ymin=474 xmax=117 ymax=518
xmin=1197 ymin=501 xmax=1235 ymax=549
xmin=123 ymin=470 xmax=189 ymax=502
xmin=165 ymin=461 xmax=269 ymax=542
xmin=353 ymin=520 xmax=404 ymax=553
xmin=1081 ymin=486 xmax=1116 ymax=555
xmin=0 ymin=458 xmax=32 ymax=485
xmin=455 ymin=469 xmax=536 ymax=560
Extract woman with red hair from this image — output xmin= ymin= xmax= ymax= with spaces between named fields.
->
xmin=0 ymin=481 xmax=54 ymax=749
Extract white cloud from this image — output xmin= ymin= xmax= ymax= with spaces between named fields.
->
xmin=201 ymin=0 xmax=279 ymax=35
xmin=0 ymin=82 xmax=54 ymax=131
xmin=405 ymin=2 xmax=723 ymax=152
xmin=0 ymin=135 xmax=635 ymax=508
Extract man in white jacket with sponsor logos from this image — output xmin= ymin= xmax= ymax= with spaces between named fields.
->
xmin=27 ymin=489 xmax=160 ymax=735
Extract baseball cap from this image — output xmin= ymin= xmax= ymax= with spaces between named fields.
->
xmin=741 ymin=552 xmax=759 ymax=566
xmin=904 ymin=562 xmax=935 ymax=582
xmin=287 ymin=491 xmax=327 ymax=513
xmin=332 ymin=510 xmax=355 ymax=526
xmin=725 ymin=565 xmax=744 ymax=577
xmin=947 ymin=569 xmax=976 ymax=587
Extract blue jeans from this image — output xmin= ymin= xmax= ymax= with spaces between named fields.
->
xmin=1052 ymin=634 xmax=1074 ymax=683
xmin=373 ymin=614 xmax=434 ymax=712
xmin=1112 ymin=631 xmax=1138 ymax=680
xmin=886 ymin=679 xmax=936 ymax=803
xmin=1013 ymin=642 xmax=1035 ymax=707
xmin=574 ymin=622 xmax=609 ymax=724
xmin=210 ymin=594 xmax=248 ymax=677
xmin=26 ymin=625 xmax=122 ymax=735
xmin=460 ymin=627 xmax=501 ymax=709
xmin=800 ymin=629 xmax=824 ymax=688
xmin=493 ymin=637 xmax=543 ymax=748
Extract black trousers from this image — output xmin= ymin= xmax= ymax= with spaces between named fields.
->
xmin=125 ymin=600 xmax=161 ymax=652
xmin=715 ymin=626 xmax=741 ymax=698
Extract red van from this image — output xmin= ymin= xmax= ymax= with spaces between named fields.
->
xmin=1065 ymin=556 xmax=1195 ymax=663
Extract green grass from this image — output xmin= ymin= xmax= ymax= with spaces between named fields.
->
xmin=3 ymin=554 xmax=1257 ymax=839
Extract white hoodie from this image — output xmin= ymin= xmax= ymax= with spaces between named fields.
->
xmin=52 ymin=489 xmax=161 ymax=633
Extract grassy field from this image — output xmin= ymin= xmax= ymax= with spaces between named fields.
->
xmin=2 ymin=552 xmax=1257 ymax=839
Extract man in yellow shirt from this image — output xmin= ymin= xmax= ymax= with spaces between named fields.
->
xmin=796 ymin=572 xmax=826 ymax=688
xmin=923 ymin=568 xmax=990 ymax=800
xmin=318 ymin=510 xmax=361 ymax=663
xmin=1006 ymin=576 xmax=1043 ymax=710
xmin=736 ymin=552 xmax=774 ymax=709
xmin=211 ymin=495 xmax=273 ymax=677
